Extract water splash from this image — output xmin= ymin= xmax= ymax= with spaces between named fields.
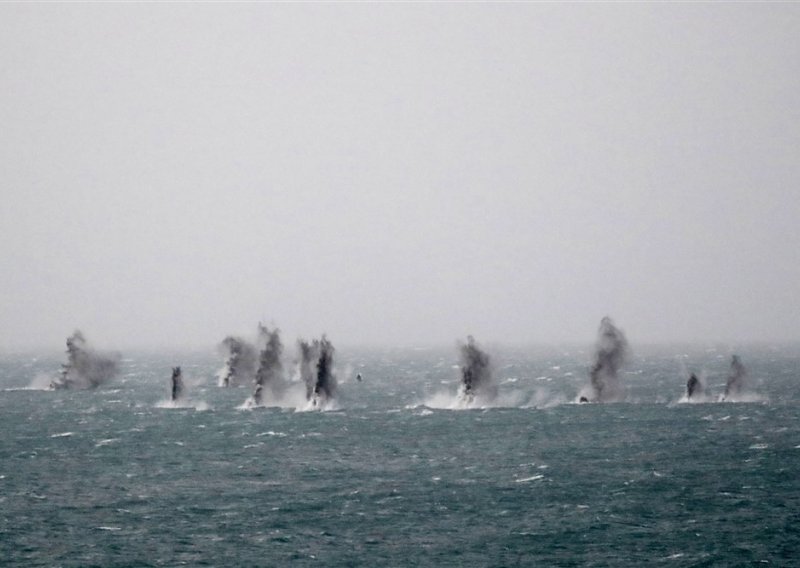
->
xmin=579 ymin=317 xmax=629 ymax=403
xmin=675 ymin=369 xmax=711 ymax=403
xmin=251 ymin=324 xmax=286 ymax=406
xmin=457 ymin=336 xmax=497 ymax=405
xmin=723 ymin=355 xmax=746 ymax=400
xmin=297 ymin=338 xmax=320 ymax=401
xmin=49 ymin=330 xmax=119 ymax=390
xmin=171 ymin=366 xmax=185 ymax=402
xmin=310 ymin=335 xmax=337 ymax=409
xmin=217 ymin=335 xmax=258 ymax=387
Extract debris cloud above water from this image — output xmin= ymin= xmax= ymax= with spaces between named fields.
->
xmin=218 ymin=335 xmax=258 ymax=387
xmin=580 ymin=317 xmax=629 ymax=403
xmin=49 ymin=330 xmax=119 ymax=390
xmin=458 ymin=335 xmax=497 ymax=404
xmin=252 ymin=324 xmax=285 ymax=406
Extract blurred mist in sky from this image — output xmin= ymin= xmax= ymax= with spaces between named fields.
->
xmin=1 ymin=4 xmax=798 ymax=350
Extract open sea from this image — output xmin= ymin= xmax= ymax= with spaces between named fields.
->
xmin=2 ymin=344 xmax=799 ymax=566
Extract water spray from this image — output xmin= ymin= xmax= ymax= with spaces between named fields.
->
xmin=580 ymin=317 xmax=629 ymax=403
xmin=458 ymin=336 xmax=496 ymax=404
xmin=49 ymin=330 xmax=119 ymax=390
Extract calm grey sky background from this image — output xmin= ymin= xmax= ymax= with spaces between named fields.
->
xmin=1 ymin=4 xmax=798 ymax=350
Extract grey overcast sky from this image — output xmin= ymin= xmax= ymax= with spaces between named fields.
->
xmin=1 ymin=4 xmax=799 ymax=350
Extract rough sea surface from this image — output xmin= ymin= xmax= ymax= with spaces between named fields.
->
xmin=2 ymin=345 xmax=799 ymax=566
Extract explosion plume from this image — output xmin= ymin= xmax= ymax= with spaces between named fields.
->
xmin=298 ymin=338 xmax=320 ymax=401
xmin=49 ymin=330 xmax=119 ymax=390
xmin=723 ymin=355 xmax=746 ymax=400
xmin=297 ymin=336 xmax=337 ymax=407
xmin=252 ymin=325 xmax=285 ymax=405
xmin=458 ymin=336 xmax=496 ymax=404
xmin=312 ymin=336 xmax=337 ymax=407
xmin=686 ymin=372 xmax=704 ymax=400
xmin=580 ymin=317 xmax=629 ymax=403
xmin=171 ymin=366 xmax=185 ymax=402
xmin=218 ymin=336 xmax=258 ymax=387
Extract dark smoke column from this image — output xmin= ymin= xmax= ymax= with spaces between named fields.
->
xmin=50 ymin=330 xmax=119 ymax=390
xmin=298 ymin=338 xmax=320 ymax=402
xmin=51 ymin=330 xmax=86 ymax=389
xmin=171 ymin=366 xmax=185 ymax=402
xmin=686 ymin=373 xmax=703 ymax=400
xmin=306 ymin=335 xmax=337 ymax=408
xmin=252 ymin=325 xmax=285 ymax=406
xmin=458 ymin=336 xmax=496 ymax=404
xmin=583 ymin=317 xmax=629 ymax=403
xmin=723 ymin=355 xmax=746 ymax=400
xmin=219 ymin=336 xmax=258 ymax=387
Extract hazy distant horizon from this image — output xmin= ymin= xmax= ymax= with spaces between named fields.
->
xmin=6 ymin=333 xmax=800 ymax=357
xmin=2 ymin=4 xmax=798 ymax=351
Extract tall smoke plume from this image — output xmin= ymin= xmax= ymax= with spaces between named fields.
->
xmin=298 ymin=338 xmax=320 ymax=401
xmin=298 ymin=336 xmax=337 ymax=407
xmin=218 ymin=335 xmax=258 ymax=387
xmin=458 ymin=336 xmax=496 ymax=403
xmin=50 ymin=330 xmax=119 ymax=390
xmin=723 ymin=355 xmax=746 ymax=399
xmin=252 ymin=324 xmax=285 ymax=405
xmin=171 ymin=366 xmax=185 ymax=402
xmin=582 ymin=317 xmax=629 ymax=403
xmin=686 ymin=372 xmax=704 ymax=400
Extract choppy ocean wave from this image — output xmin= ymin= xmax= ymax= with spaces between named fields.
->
xmin=1 ymin=346 xmax=799 ymax=565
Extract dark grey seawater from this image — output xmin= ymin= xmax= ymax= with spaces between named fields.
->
xmin=2 ymin=345 xmax=799 ymax=566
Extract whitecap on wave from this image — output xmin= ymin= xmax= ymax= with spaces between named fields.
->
xmin=50 ymin=432 xmax=74 ymax=438
xmin=514 ymin=474 xmax=545 ymax=483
